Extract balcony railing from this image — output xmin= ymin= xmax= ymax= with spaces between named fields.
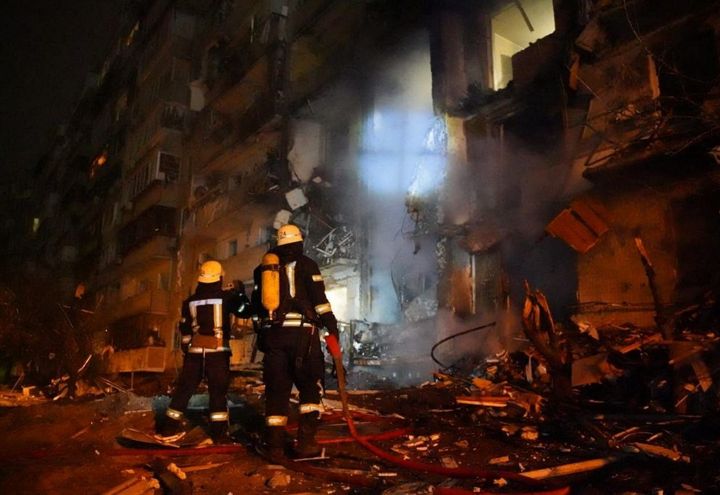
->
xmin=107 ymin=346 xmax=167 ymax=373
xmin=107 ymin=288 xmax=171 ymax=321
xmin=127 ymin=102 xmax=188 ymax=165
xmin=117 ymin=234 xmax=175 ymax=274
xmin=190 ymin=105 xmax=278 ymax=175
xmin=118 ymin=206 xmax=177 ymax=257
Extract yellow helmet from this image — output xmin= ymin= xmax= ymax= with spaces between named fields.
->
xmin=277 ymin=224 xmax=303 ymax=246
xmin=198 ymin=260 xmax=223 ymax=283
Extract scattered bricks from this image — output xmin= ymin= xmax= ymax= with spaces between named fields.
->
xmin=266 ymin=472 xmax=291 ymax=489
xmin=493 ymin=478 xmax=508 ymax=487
xmin=521 ymin=426 xmax=539 ymax=441
xmin=404 ymin=436 xmax=428 ymax=448
xmin=166 ymin=463 xmax=187 ymax=480
xmin=489 ymin=455 xmax=511 ymax=465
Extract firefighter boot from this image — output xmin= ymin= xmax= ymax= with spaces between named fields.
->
xmin=210 ymin=420 xmax=232 ymax=444
xmin=155 ymin=416 xmax=186 ymax=440
xmin=295 ymin=412 xmax=321 ymax=458
xmin=264 ymin=426 xmax=286 ymax=460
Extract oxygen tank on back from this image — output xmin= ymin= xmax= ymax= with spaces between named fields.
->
xmin=261 ymin=252 xmax=280 ymax=319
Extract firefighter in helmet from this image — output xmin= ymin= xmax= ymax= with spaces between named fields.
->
xmin=252 ymin=224 xmax=341 ymax=458
xmin=156 ymin=260 xmax=249 ymax=442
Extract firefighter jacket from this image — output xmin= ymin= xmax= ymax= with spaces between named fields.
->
xmin=252 ymin=242 xmax=338 ymax=337
xmin=179 ymin=281 xmax=250 ymax=353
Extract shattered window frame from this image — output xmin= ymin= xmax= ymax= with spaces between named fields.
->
xmin=489 ymin=0 xmax=556 ymax=90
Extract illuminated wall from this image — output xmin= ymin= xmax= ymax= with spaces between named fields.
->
xmin=357 ymin=32 xmax=446 ymax=324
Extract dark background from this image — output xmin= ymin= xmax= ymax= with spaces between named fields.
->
xmin=0 ymin=0 xmax=124 ymax=177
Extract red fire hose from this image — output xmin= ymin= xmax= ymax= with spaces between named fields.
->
xmin=329 ymin=347 xmax=541 ymax=487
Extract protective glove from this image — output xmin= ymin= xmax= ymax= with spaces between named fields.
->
xmin=324 ymin=334 xmax=342 ymax=359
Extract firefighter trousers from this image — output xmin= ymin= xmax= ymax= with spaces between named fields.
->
xmin=263 ymin=326 xmax=324 ymax=420
xmin=168 ymin=350 xmax=230 ymax=429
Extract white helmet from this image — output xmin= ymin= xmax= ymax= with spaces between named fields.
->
xmin=277 ymin=224 xmax=303 ymax=246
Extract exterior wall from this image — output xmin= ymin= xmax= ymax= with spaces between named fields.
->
xmin=93 ymin=3 xmax=201 ymax=370
xmin=428 ymin=0 xmax=720 ymax=345
xmin=577 ymin=190 xmax=677 ymax=328
xmin=25 ymin=0 xmax=720 ymax=377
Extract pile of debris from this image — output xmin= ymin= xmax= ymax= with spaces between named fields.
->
xmin=410 ymin=278 xmax=720 ymax=492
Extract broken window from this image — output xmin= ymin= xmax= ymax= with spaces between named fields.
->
xmin=656 ymin=29 xmax=720 ymax=116
xmin=491 ymin=0 xmax=556 ymax=90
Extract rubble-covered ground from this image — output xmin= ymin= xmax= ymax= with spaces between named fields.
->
xmin=4 ymin=283 xmax=720 ymax=494
xmin=2 ymin=362 xmax=720 ymax=495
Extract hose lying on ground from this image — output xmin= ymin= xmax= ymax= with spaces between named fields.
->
xmin=331 ymin=351 xmax=542 ymax=487
xmin=430 ymin=322 xmax=497 ymax=369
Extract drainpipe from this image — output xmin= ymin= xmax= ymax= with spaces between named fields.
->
xmin=273 ymin=0 xmax=292 ymax=188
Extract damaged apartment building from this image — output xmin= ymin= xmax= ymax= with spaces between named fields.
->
xmin=30 ymin=0 xmax=720 ymax=388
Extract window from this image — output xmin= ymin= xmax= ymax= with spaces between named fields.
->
xmin=158 ymin=152 xmax=181 ymax=181
xmin=157 ymin=272 xmax=170 ymax=290
xmin=127 ymin=152 xmax=181 ymax=200
xmin=228 ymin=239 xmax=238 ymax=257
xmin=491 ymin=0 xmax=555 ymax=89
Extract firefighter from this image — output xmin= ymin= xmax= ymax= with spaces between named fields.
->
xmin=156 ymin=260 xmax=248 ymax=443
xmin=252 ymin=224 xmax=342 ymax=458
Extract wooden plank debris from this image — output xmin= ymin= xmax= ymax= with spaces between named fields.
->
xmin=632 ymin=442 xmax=690 ymax=463
xmin=455 ymin=396 xmax=509 ymax=407
xmin=522 ymin=456 xmax=618 ymax=480
xmin=101 ymin=476 xmax=160 ymax=495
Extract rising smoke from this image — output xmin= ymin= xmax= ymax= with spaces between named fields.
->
xmin=297 ymin=27 xmax=591 ymax=385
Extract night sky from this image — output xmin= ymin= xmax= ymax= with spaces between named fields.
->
xmin=0 ymin=0 xmax=124 ymax=177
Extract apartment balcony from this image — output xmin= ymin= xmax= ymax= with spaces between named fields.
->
xmin=222 ymin=243 xmax=269 ymax=282
xmin=287 ymin=1 xmax=364 ymax=104
xmin=118 ymin=234 xmax=175 ymax=276
xmin=198 ymin=1 xmax=263 ymax=48
xmin=136 ymin=79 xmax=191 ymax=120
xmin=107 ymin=288 xmax=171 ymax=322
xmin=117 ymin=205 xmax=177 ymax=264
xmin=128 ymin=102 xmax=188 ymax=163
xmin=209 ymin=54 xmax=270 ymax=116
xmin=186 ymin=189 xmax=276 ymax=241
xmin=139 ymin=32 xmax=193 ymax=83
xmin=191 ymin=118 xmax=280 ymax=176
xmin=230 ymin=333 xmax=261 ymax=369
xmin=130 ymin=180 xmax=183 ymax=219
xmin=107 ymin=346 xmax=167 ymax=373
